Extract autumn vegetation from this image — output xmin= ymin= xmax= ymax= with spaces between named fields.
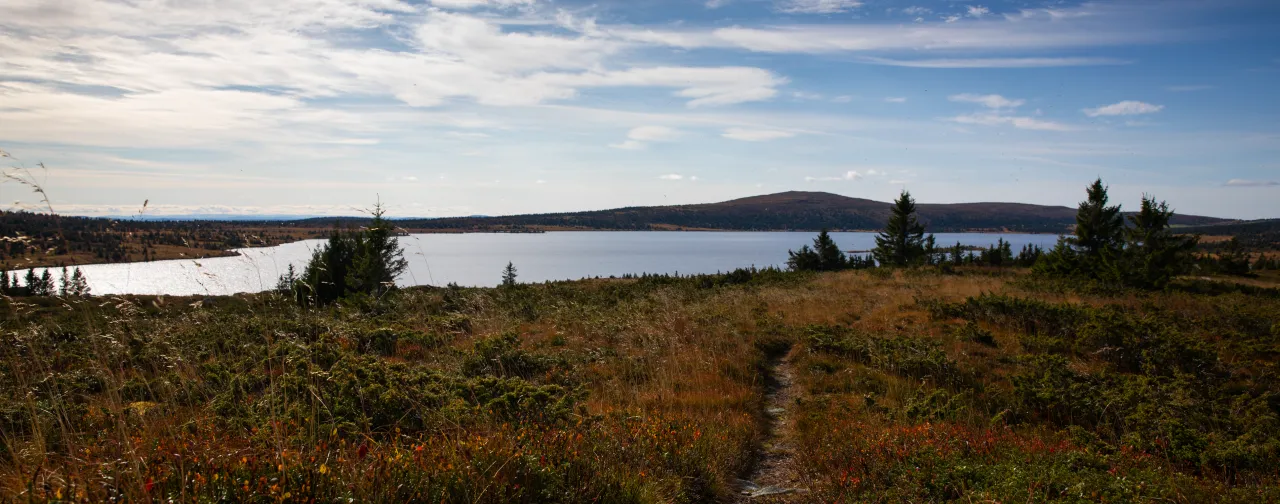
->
xmin=1 ymin=181 xmax=1278 ymax=502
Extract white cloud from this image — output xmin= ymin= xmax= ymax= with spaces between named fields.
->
xmin=1083 ymin=101 xmax=1165 ymax=117
xmin=430 ymin=0 xmax=535 ymax=8
xmin=949 ymin=93 xmax=1025 ymax=109
xmin=706 ymin=0 xmax=732 ymax=8
xmin=951 ymin=113 xmax=1075 ymax=131
xmin=658 ymin=174 xmax=684 ymax=180
xmin=901 ymin=6 xmax=931 ymax=15
xmin=627 ymin=125 xmax=680 ymax=141
xmin=722 ymin=128 xmax=797 ymax=141
xmin=805 ymin=171 xmax=863 ymax=182
xmin=966 ymin=5 xmax=990 ymax=18
xmin=535 ymin=179 xmax=547 ymax=184
xmin=832 ymin=95 xmax=854 ymax=103
xmin=860 ymin=56 xmax=1129 ymax=68
xmin=884 ymin=97 xmax=907 ymax=103
xmin=610 ymin=125 xmax=680 ymax=149
xmin=617 ymin=2 xmax=1189 ymax=55
xmin=778 ymin=0 xmax=863 ymax=14
xmin=1225 ymin=179 xmax=1279 ymax=187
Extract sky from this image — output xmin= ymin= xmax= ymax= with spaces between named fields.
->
xmin=1 ymin=0 xmax=1278 ymax=219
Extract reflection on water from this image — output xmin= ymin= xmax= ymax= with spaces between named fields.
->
xmin=10 ymin=231 xmax=1063 ymax=296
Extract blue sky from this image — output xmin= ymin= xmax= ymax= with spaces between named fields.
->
xmin=1 ymin=0 xmax=1278 ymax=218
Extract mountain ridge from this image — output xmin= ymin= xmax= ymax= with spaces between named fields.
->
xmin=384 ymin=191 xmax=1230 ymax=233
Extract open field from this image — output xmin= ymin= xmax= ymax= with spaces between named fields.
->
xmin=2 ymin=268 xmax=1279 ymax=502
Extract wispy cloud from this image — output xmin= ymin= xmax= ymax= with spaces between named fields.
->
xmin=1084 ymin=101 xmax=1165 ymax=117
xmin=1225 ymin=179 xmax=1279 ymax=187
xmin=722 ymin=128 xmax=797 ymax=141
xmin=966 ymin=5 xmax=990 ymax=18
xmin=778 ymin=0 xmax=863 ymax=14
xmin=951 ymin=113 xmax=1075 ymax=131
xmin=949 ymin=93 xmax=1025 ymax=109
xmin=610 ymin=125 xmax=680 ymax=149
xmin=860 ymin=56 xmax=1130 ymax=68
xmin=805 ymin=170 xmax=864 ymax=182
xmin=884 ymin=97 xmax=907 ymax=103
xmin=658 ymin=174 xmax=685 ymax=180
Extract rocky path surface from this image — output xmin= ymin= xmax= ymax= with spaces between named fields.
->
xmin=736 ymin=346 xmax=807 ymax=503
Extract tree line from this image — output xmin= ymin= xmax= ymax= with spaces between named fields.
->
xmin=0 ymin=266 xmax=90 ymax=297
xmin=788 ymin=179 xmax=1263 ymax=288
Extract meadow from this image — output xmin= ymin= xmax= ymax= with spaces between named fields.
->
xmin=1 ymin=265 xmax=1278 ymax=503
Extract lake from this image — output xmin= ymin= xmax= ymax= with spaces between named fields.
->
xmin=13 ymin=232 xmax=1063 ymax=296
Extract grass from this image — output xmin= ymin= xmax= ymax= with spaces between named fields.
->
xmin=1 ymin=267 xmax=1278 ymax=502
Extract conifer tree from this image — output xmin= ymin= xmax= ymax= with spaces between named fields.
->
xmin=347 ymin=202 xmax=408 ymax=298
xmin=787 ymin=229 xmax=849 ymax=271
xmin=69 ymin=267 xmax=89 ymax=296
xmin=502 ymin=262 xmax=518 ymax=286
xmin=1124 ymin=195 xmax=1198 ymax=288
xmin=292 ymin=201 xmax=408 ymax=306
xmin=1070 ymin=178 xmax=1125 ymax=279
xmin=59 ymin=266 xmax=69 ymax=297
xmin=1035 ymin=179 xmax=1125 ymax=282
xmin=873 ymin=191 xmax=933 ymax=267
xmin=24 ymin=269 xmax=41 ymax=296
xmin=0 ymin=271 xmax=8 ymax=294
xmin=38 ymin=270 xmax=53 ymax=296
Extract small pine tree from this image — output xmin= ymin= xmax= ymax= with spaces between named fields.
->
xmin=787 ymin=229 xmax=848 ymax=272
xmin=59 ymin=266 xmax=69 ymax=297
xmin=1124 ymin=195 xmax=1198 ymax=288
xmin=1034 ymin=179 xmax=1125 ymax=282
xmin=293 ymin=201 xmax=409 ymax=306
xmin=1070 ymin=178 xmax=1125 ymax=280
xmin=501 ymin=262 xmax=518 ymax=287
xmin=951 ymin=242 xmax=964 ymax=266
xmin=786 ymin=245 xmax=821 ymax=272
xmin=0 ymin=271 xmax=8 ymax=294
xmin=38 ymin=270 xmax=54 ymax=296
xmin=69 ymin=267 xmax=90 ymax=296
xmin=24 ymin=269 xmax=38 ymax=295
xmin=873 ymin=191 xmax=933 ymax=267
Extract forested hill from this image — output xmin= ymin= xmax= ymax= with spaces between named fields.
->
xmin=385 ymin=191 xmax=1228 ymax=233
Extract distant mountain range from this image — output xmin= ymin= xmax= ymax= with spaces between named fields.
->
xmin=379 ymin=191 xmax=1230 ymax=234
xmin=92 ymin=191 xmax=1233 ymax=233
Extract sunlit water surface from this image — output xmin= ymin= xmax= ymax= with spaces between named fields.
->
xmin=12 ymin=231 xmax=1063 ymax=296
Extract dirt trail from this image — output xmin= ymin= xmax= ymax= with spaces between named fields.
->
xmin=736 ymin=346 xmax=807 ymax=503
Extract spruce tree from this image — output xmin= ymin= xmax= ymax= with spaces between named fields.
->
xmin=347 ymin=202 xmax=408 ymax=298
xmin=69 ymin=268 xmax=89 ymax=296
xmin=786 ymin=245 xmax=820 ymax=272
xmin=294 ymin=201 xmax=409 ymax=306
xmin=24 ymin=269 xmax=37 ymax=295
xmin=1070 ymin=178 xmax=1125 ymax=279
xmin=0 ymin=272 xmax=8 ymax=294
xmin=873 ymin=191 xmax=933 ymax=267
xmin=813 ymin=229 xmax=848 ymax=271
xmin=1124 ymin=195 xmax=1198 ymax=288
xmin=502 ymin=262 xmax=518 ymax=286
xmin=59 ymin=266 xmax=69 ymax=297
xmin=1034 ymin=179 xmax=1125 ymax=282
xmin=38 ymin=270 xmax=53 ymax=296
xmin=787 ymin=229 xmax=848 ymax=271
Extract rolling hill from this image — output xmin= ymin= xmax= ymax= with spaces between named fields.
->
xmin=387 ymin=191 xmax=1229 ymax=234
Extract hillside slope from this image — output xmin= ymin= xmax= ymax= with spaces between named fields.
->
xmin=393 ymin=191 xmax=1228 ymax=233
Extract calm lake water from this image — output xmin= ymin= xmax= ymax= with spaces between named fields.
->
xmin=15 ymin=232 xmax=1063 ymax=296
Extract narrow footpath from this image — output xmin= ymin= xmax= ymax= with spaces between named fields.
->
xmin=737 ymin=346 xmax=807 ymax=503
